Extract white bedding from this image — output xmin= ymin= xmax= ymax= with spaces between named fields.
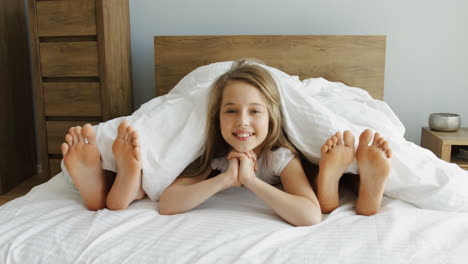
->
xmin=2 ymin=61 xmax=468 ymax=263
xmin=86 ymin=61 xmax=468 ymax=212
xmin=1 ymin=173 xmax=467 ymax=263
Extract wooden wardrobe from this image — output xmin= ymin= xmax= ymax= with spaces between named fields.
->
xmin=28 ymin=0 xmax=134 ymax=179
xmin=0 ymin=0 xmax=37 ymax=194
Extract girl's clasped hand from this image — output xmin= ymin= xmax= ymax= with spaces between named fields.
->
xmin=226 ymin=150 xmax=258 ymax=188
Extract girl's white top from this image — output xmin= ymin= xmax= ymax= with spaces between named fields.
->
xmin=210 ymin=147 xmax=295 ymax=185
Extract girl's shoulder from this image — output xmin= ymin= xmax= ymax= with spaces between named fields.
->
xmin=210 ymin=154 xmax=229 ymax=172
xmin=266 ymin=147 xmax=295 ymax=176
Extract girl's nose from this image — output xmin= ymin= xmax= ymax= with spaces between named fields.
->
xmin=237 ymin=112 xmax=249 ymax=126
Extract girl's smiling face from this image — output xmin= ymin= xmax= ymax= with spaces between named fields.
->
xmin=219 ymin=80 xmax=269 ymax=155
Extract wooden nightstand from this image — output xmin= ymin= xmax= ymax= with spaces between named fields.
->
xmin=421 ymin=127 xmax=468 ymax=170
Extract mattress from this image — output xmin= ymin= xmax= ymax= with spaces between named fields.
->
xmin=1 ymin=173 xmax=467 ymax=263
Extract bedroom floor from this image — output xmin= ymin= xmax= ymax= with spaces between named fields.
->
xmin=0 ymin=175 xmax=45 ymax=206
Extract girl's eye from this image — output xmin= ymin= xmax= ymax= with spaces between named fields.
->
xmin=251 ymin=109 xmax=262 ymax=114
xmin=225 ymin=109 xmax=236 ymax=114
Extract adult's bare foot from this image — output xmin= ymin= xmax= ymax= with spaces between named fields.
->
xmin=317 ymin=130 xmax=355 ymax=213
xmin=355 ymin=129 xmax=392 ymax=216
xmin=61 ymin=124 xmax=106 ymax=210
xmin=106 ymin=121 xmax=145 ymax=210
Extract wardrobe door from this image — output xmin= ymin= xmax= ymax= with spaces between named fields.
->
xmin=0 ymin=0 xmax=37 ymax=194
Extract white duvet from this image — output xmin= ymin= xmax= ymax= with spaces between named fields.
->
xmin=1 ymin=173 xmax=467 ymax=263
xmin=83 ymin=61 xmax=468 ymax=212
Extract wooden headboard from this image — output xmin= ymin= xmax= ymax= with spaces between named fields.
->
xmin=154 ymin=35 xmax=386 ymax=100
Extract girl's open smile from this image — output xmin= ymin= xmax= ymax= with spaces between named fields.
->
xmin=233 ymin=131 xmax=255 ymax=141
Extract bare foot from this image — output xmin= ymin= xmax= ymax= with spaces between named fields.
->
xmin=62 ymin=124 xmax=106 ymax=211
xmin=355 ymin=129 xmax=392 ymax=216
xmin=106 ymin=121 xmax=145 ymax=210
xmin=317 ymin=130 xmax=355 ymax=213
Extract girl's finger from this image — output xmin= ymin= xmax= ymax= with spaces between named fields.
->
xmin=250 ymin=150 xmax=257 ymax=158
xmin=229 ymin=153 xmax=244 ymax=161
xmin=238 ymin=155 xmax=247 ymax=161
xmin=245 ymin=151 xmax=256 ymax=161
xmin=228 ymin=151 xmax=241 ymax=160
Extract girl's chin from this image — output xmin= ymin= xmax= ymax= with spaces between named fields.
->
xmin=233 ymin=147 xmax=253 ymax=153
xmin=233 ymin=145 xmax=262 ymax=155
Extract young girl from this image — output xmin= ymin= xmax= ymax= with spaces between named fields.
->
xmin=158 ymin=60 xmax=323 ymax=226
xmin=159 ymin=59 xmax=393 ymax=223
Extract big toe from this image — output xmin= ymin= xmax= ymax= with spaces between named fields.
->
xmin=117 ymin=121 xmax=129 ymax=139
xmin=359 ymin=129 xmax=373 ymax=147
xmin=83 ymin=124 xmax=97 ymax=144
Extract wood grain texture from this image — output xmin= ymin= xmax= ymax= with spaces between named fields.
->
xmin=29 ymin=0 xmax=50 ymax=180
xmin=421 ymin=127 xmax=468 ymax=170
xmin=154 ymin=35 xmax=386 ymax=99
xmin=46 ymin=121 xmax=98 ymax=155
xmin=421 ymin=127 xmax=443 ymax=159
xmin=30 ymin=0 xmax=132 ymax=179
xmin=36 ymin=0 xmax=96 ymax=37
xmin=423 ymin=127 xmax=468 ymax=145
xmin=40 ymin=41 xmax=99 ymax=77
xmin=43 ymin=82 xmax=101 ymax=117
xmin=0 ymin=0 xmax=36 ymax=194
xmin=96 ymin=0 xmax=133 ymax=120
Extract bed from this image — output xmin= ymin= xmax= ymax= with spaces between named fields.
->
xmin=1 ymin=35 xmax=467 ymax=263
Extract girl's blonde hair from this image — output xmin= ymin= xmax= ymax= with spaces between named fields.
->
xmin=183 ymin=59 xmax=297 ymax=176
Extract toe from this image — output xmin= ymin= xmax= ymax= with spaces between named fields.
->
xmin=385 ymin=148 xmax=392 ymax=158
xmin=65 ymin=133 xmax=73 ymax=147
xmin=325 ymin=138 xmax=333 ymax=148
xmin=126 ymin=126 xmax=134 ymax=140
xmin=131 ymin=130 xmax=139 ymax=140
xmin=83 ymin=124 xmax=97 ymax=144
xmin=372 ymin=132 xmax=381 ymax=146
xmin=321 ymin=144 xmax=330 ymax=155
xmin=76 ymin=126 xmax=84 ymax=143
xmin=131 ymin=131 xmax=139 ymax=146
xmin=381 ymin=142 xmax=391 ymax=157
xmin=381 ymin=141 xmax=389 ymax=151
xmin=335 ymin=132 xmax=343 ymax=145
xmin=61 ymin=142 xmax=69 ymax=156
xmin=134 ymin=147 xmax=141 ymax=161
xmin=376 ymin=137 xmax=385 ymax=148
xmin=359 ymin=129 xmax=373 ymax=147
xmin=70 ymin=127 xmax=78 ymax=144
xmin=117 ymin=121 xmax=129 ymax=139
xmin=331 ymin=135 xmax=338 ymax=146
xmin=132 ymin=139 xmax=140 ymax=148
xmin=343 ymin=130 xmax=355 ymax=148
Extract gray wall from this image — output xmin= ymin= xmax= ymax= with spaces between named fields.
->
xmin=129 ymin=0 xmax=468 ymax=144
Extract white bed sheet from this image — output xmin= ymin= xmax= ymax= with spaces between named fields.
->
xmin=1 ymin=173 xmax=467 ymax=264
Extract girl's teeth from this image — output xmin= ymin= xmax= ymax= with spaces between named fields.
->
xmin=235 ymin=133 xmax=251 ymax=138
